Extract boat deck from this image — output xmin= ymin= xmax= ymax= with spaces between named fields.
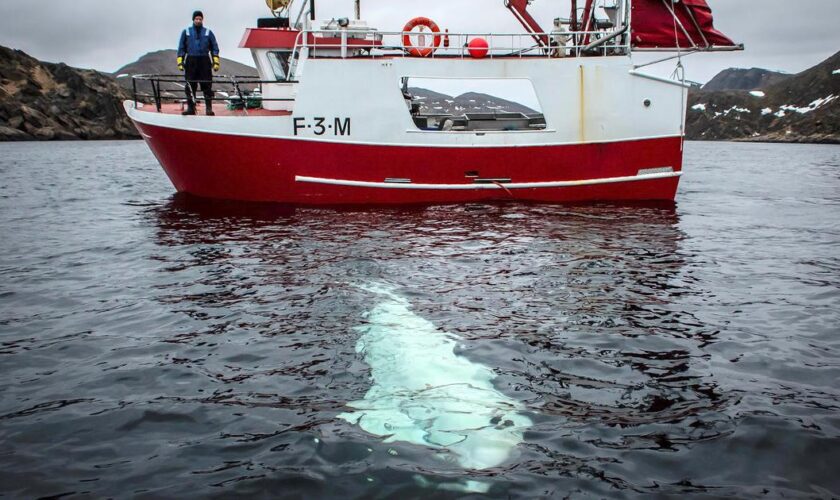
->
xmin=135 ymin=103 xmax=291 ymax=117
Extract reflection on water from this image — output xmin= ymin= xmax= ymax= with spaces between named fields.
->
xmin=1 ymin=141 xmax=839 ymax=498
xmin=144 ymin=194 xmax=740 ymax=494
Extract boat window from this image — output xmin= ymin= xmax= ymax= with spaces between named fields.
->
xmin=267 ymin=51 xmax=292 ymax=81
xmin=401 ymin=77 xmax=547 ymax=132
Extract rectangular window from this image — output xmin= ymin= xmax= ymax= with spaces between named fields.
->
xmin=401 ymin=77 xmax=546 ymax=132
xmin=267 ymin=51 xmax=292 ymax=81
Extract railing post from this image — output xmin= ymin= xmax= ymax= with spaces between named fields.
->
xmin=233 ymin=76 xmax=245 ymax=114
xmin=154 ymin=79 xmax=162 ymax=113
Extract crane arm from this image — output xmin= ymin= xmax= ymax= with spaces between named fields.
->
xmin=504 ymin=0 xmax=549 ymax=48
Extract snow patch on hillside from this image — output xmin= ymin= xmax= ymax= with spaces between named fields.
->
xmin=775 ymin=95 xmax=837 ymax=116
xmin=691 ymin=103 xmax=706 ymax=111
xmin=749 ymin=91 xmax=765 ymax=97
xmin=727 ymin=106 xmax=751 ymax=114
xmin=714 ymin=106 xmax=751 ymax=118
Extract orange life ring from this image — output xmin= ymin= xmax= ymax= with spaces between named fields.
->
xmin=402 ymin=17 xmax=442 ymax=57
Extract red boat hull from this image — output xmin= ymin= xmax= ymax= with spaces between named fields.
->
xmin=135 ymin=122 xmax=683 ymax=205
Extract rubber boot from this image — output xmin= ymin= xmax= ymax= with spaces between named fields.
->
xmin=205 ymin=100 xmax=215 ymax=116
xmin=182 ymin=105 xmax=196 ymax=116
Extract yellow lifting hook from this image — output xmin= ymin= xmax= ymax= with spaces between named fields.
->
xmin=265 ymin=0 xmax=292 ymax=11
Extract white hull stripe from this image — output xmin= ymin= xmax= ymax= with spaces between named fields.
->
xmin=295 ymin=170 xmax=681 ymax=190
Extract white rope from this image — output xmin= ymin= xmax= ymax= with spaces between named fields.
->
xmin=671 ymin=0 xmax=682 ymax=63
xmin=670 ymin=0 xmax=687 ymax=148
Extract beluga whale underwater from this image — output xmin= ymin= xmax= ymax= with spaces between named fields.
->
xmin=338 ymin=283 xmax=532 ymax=477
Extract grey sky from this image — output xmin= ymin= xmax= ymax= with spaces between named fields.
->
xmin=0 ymin=0 xmax=838 ymax=83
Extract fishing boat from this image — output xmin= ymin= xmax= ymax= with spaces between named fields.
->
xmin=125 ymin=0 xmax=740 ymax=205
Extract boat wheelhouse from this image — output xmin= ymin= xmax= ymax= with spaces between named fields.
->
xmin=125 ymin=0 xmax=741 ymax=205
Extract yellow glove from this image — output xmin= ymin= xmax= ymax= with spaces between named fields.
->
xmin=213 ymin=56 xmax=221 ymax=72
xmin=177 ymin=56 xmax=184 ymax=71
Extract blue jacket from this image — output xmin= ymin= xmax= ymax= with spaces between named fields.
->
xmin=177 ymin=26 xmax=220 ymax=59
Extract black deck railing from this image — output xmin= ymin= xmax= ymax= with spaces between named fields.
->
xmin=131 ymin=74 xmax=295 ymax=112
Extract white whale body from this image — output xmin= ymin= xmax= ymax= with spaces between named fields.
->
xmin=338 ymin=284 xmax=532 ymax=471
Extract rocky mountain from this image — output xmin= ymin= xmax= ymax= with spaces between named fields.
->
xmin=0 ymin=47 xmax=260 ymax=142
xmin=114 ymin=49 xmax=258 ymax=94
xmin=0 ymin=46 xmax=138 ymax=141
xmin=686 ymin=51 xmax=840 ymax=143
xmin=701 ymin=67 xmax=791 ymax=91
xmin=408 ymin=87 xmax=539 ymax=115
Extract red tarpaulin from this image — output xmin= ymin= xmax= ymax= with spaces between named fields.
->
xmin=631 ymin=0 xmax=738 ymax=49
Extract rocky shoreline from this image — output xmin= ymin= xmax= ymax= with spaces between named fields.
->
xmin=0 ymin=46 xmax=138 ymax=141
xmin=0 ymin=47 xmax=257 ymax=142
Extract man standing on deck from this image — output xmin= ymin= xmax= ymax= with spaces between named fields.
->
xmin=177 ymin=11 xmax=220 ymax=116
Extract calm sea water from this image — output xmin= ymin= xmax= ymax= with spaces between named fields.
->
xmin=1 ymin=140 xmax=839 ymax=498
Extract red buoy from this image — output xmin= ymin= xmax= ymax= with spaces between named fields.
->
xmin=467 ymin=38 xmax=489 ymax=59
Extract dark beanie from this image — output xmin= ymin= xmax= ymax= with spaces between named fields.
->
xmin=193 ymin=10 xmax=204 ymax=20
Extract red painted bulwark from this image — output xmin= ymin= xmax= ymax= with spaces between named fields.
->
xmin=239 ymin=29 xmax=384 ymax=50
xmin=135 ymin=122 xmax=682 ymax=205
xmin=240 ymin=28 xmax=301 ymax=49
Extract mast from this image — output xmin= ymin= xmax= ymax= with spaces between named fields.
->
xmin=625 ymin=0 xmax=632 ymax=51
xmin=354 ymin=0 xmax=360 ymax=20
xmin=580 ymin=0 xmax=595 ymax=45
